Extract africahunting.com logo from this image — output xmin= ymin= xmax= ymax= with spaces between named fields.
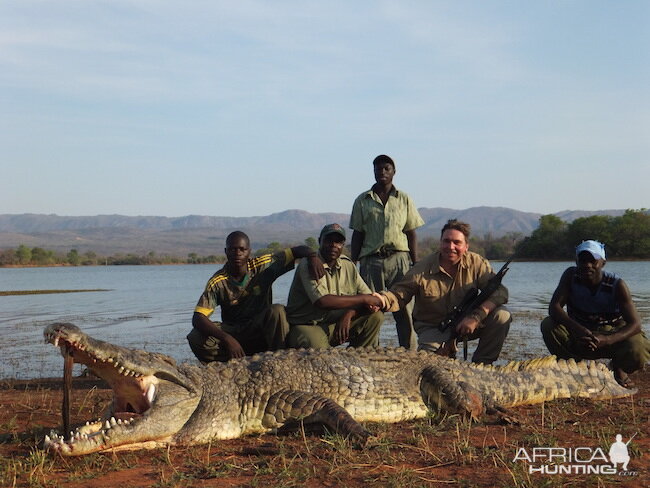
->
xmin=513 ymin=433 xmax=639 ymax=477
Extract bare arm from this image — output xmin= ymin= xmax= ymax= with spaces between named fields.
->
xmin=350 ymin=230 xmax=364 ymax=263
xmin=333 ymin=309 xmax=357 ymax=345
xmin=548 ymin=268 xmax=593 ymax=336
xmin=314 ymin=293 xmax=381 ymax=311
xmin=547 ymin=267 xmax=602 ymax=352
xmin=405 ymin=229 xmax=418 ymax=264
xmin=592 ymin=280 xmax=642 ymax=348
xmin=290 ymin=245 xmax=325 ymax=280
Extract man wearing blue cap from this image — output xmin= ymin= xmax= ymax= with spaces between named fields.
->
xmin=541 ymin=240 xmax=650 ymax=387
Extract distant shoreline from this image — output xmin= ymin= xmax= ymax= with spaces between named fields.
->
xmin=3 ymin=257 xmax=650 ymax=270
xmin=0 ymin=262 xmax=195 ymax=269
xmin=0 ymin=289 xmax=111 ymax=296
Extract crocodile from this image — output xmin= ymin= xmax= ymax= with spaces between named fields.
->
xmin=43 ymin=322 xmax=635 ymax=456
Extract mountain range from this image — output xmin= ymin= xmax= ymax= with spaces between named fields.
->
xmin=0 ymin=207 xmax=632 ymax=256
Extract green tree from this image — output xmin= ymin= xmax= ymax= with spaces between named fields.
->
xmin=67 ymin=249 xmax=80 ymax=266
xmin=16 ymin=244 xmax=32 ymax=265
xmin=483 ymin=241 xmax=508 ymax=259
xmin=255 ymin=241 xmax=284 ymax=256
xmin=565 ymin=215 xmax=613 ymax=251
xmin=82 ymin=251 xmax=98 ymax=265
xmin=305 ymin=236 xmax=318 ymax=251
xmin=267 ymin=242 xmax=282 ymax=253
xmin=0 ymin=249 xmax=18 ymax=266
xmin=610 ymin=209 xmax=650 ymax=258
xmin=516 ymin=215 xmax=569 ymax=259
xmin=31 ymin=247 xmax=54 ymax=265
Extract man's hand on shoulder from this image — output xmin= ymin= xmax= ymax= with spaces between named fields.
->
xmin=291 ymin=246 xmax=325 ymax=280
xmin=307 ymin=253 xmax=325 ymax=281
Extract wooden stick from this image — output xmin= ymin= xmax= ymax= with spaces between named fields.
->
xmin=63 ymin=346 xmax=73 ymax=437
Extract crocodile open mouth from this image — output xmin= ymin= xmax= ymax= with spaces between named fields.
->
xmin=42 ymin=323 xmax=197 ymax=455
xmin=43 ymin=328 xmax=158 ymax=454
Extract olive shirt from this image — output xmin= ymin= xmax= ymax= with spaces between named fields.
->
xmin=381 ymin=251 xmax=509 ymax=326
xmin=286 ymin=254 xmax=372 ymax=326
xmin=194 ymin=249 xmax=295 ymax=327
xmin=349 ymin=186 xmax=425 ymax=259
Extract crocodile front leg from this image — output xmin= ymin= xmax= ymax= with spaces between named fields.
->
xmin=262 ymin=390 xmax=371 ymax=443
xmin=419 ymin=365 xmax=487 ymax=419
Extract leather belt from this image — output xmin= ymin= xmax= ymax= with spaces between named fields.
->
xmin=374 ymin=247 xmax=399 ymax=259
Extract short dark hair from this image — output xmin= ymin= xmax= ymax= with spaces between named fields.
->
xmin=440 ymin=219 xmax=471 ymax=240
xmin=225 ymin=231 xmax=250 ymax=247
xmin=372 ymin=154 xmax=395 ymax=168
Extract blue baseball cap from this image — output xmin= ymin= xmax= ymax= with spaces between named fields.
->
xmin=576 ymin=240 xmax=606 ymax=260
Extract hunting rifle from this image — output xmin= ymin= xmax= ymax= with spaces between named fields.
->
xmin=436 ymin=254 xmax=515 ymax=360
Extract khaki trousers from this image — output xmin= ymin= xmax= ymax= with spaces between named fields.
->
xmin=415 ymin=306 xmax=511 ymax=364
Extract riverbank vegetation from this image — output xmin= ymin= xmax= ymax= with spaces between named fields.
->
xmin=2 ymin=210 xmax=648 ymax=266
xmin=0 ymin=247 xmax=225 ymax=267
xmin=515 ymin=209 xmax=650 ymax=260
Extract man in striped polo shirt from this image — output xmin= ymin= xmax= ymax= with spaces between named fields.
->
xmin=188 ymin=231 xmax=324 ymax=363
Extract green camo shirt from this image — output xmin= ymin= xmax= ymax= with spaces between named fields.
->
xmin=286 ymin=254 xmax=371 ymax=325
xmin=349 ymin=186 xmax=424 ymax=259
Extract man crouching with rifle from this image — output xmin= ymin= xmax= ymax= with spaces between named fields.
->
xmin=375 ymin=220 xmax=512 ymax=364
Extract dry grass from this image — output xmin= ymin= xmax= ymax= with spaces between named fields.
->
xmin=0 ymin=371 xmax=648 ymax=487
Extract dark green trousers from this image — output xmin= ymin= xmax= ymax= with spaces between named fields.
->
xmin=187 ymin=304 xmax=289 ymax=363
xmin=287 ymin=311 xmax=384 ymax=349
xmin=540 ymin=316 xmax=650 ymax=374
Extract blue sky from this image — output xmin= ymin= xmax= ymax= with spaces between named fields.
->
xmin=1 ymin=1 xmax=648 ymax=217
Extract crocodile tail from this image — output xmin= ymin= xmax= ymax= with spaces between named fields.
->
xmin=503 ymin=355 xmax=636 ymax=401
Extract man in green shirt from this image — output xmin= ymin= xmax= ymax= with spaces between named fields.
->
xmin=350 ymin=154 xmax=425 ymax=349
xmin=188 ymin=231 xmax=324 ymax=363
xmin=286 ymin=224 xmax=384 ymax=349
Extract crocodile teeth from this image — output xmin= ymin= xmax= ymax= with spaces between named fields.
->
xmin=146 ymin=384 xmax=156 ymax=403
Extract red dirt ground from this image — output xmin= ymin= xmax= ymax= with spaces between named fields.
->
xmin=1 ymin=370 xmax=648 ymax=487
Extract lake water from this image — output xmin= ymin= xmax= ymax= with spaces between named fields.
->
xmin=1 ymin=261 xmax=649 ymax=379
